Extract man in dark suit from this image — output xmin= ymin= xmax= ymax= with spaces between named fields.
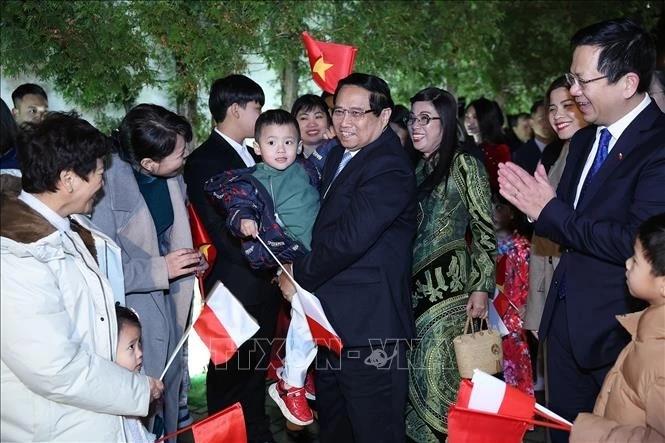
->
xmin=183 ymin=74 xmax=279 ymax=443
xmin=513 ymin=100 xmax=556 ymax=174
xmin=498 ymin=18 xmax=665 ymax=443
xmin=279 ymin=73 xmax=417 ymax=442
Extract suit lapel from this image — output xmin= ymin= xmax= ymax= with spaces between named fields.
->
xmin=321 ymin=146 xmax=344 ymax=200
xmin=560 ymin=127 xmax=595 ymax=205
xmin=210 ymin=130 xmax=248 ymax=169
xmin=577 ymin=103 xmax=660 ymax=211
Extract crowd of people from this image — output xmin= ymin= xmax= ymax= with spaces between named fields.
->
xmin=1 ymin=16 xmax=664 ymax=443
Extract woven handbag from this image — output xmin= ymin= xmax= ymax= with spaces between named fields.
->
xmin=453 ymin=316 xmax=503 ymax=379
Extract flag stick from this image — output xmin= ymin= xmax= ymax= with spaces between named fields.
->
xmin=160 ymin=321 xmax=194 ymax=381
xmin=535 ymin=403 xmax=573 ymax=427
xmin=159 ymin=275 xmax=209 ymax=381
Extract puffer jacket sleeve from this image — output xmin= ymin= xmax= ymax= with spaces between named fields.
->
xmin=205 ymin=168 xmax=262 ymax=239
xmin=0 ymin=253 xmax=150 ymax=416
xmin=571 ymin=377 xmax=665 ymax=443
xmin=206 ymin=169 xmax=307 ymax=270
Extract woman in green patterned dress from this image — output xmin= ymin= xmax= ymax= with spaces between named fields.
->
xmin=404 ymin=88 xmax=496 ymax=442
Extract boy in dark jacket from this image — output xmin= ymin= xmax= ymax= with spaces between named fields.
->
xmin=206 ymin=109 xmax=333 ymax=427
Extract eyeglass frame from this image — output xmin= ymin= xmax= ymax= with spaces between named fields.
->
xmin=405 ymin=114 xmax=441 ymax=127
xmin=565 ymin=72 xmax=608 ymax=88
xmin=331 ymin=108 xmax=374 ymax=120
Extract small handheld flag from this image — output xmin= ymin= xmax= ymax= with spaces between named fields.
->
xmin=156 ymin=402 xmax=247 ymax=443
xmin=193 ymin=282 xmax=260 ymax=366
xmin=187 ymin=203 xmax=217 ymax=296
xmin=301 ymin=31 xmax=357 ymax=94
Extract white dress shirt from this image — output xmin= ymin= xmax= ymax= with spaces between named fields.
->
xmin=215 ymin=128 xmax=256 ymax=167
xmin=573 ymin=94 xmax=651 ymax=208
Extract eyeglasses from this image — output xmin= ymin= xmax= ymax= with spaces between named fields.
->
xmin=565 ymin=73 xmax=608 ymax=88
xmin=405 ymin=114 xmax=441 ymax=126
xmin=331 ymin=108 xmax=373 ymax=120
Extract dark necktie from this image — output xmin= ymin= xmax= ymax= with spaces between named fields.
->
xmin=579 ymin=128 xmax=612 ymax=202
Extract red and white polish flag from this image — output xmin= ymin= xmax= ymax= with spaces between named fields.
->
xmin=193 ymin=282 xmax=260 ymax=365
xmin=294 ymin=282 xmax=343 ymax=355
xmin=462 ymin=369 xmax=536 ymax=419
xmin=458 ymin=369 xmax=572 ymax=427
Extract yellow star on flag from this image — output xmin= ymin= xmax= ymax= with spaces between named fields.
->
xmin=312 ymin=56 xmax=333 ymax=80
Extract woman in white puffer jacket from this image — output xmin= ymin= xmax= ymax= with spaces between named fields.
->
xmin=0 ymin=112 xmax=163 ymax=442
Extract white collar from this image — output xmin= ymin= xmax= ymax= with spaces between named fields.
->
xmin=605 ymin=94 xmax=651 ymax=141
xmin=18 ymin=191 xmax=71 ymax=231
xmin=214 ymin=128 xmax=256 ymax=167
xmin=215 ymin=127 xmax=244 ymax=151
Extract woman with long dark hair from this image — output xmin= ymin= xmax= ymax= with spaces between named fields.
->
xmin=464 ymin=97 xmax=511 ymax=192
xmin=405 ymin=88 xmax=496 ymax=442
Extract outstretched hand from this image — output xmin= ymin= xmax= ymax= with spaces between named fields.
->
xmin=498 ymin=162 xmax=556 ymax=221
xmin=165 ymin=248 xmax=206 ymax=280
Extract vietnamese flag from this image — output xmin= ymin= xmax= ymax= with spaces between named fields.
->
xmin=192 ymin=402 xmax=247 ymax=443
xmin=193 ymin=281 xmax=260 ymax=365
xmin=187 ymin=202 xmax=216 ymax=296
xmin=301 ymin=31 xmax=358 ymax=94
xmin=156 ymin=402 xmax=247 ymax=443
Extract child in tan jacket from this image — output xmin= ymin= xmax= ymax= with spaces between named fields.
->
xmin=570 ymin=213 xmax=665 ymax=442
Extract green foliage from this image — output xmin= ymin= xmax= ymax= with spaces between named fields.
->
xmin=1 ymin=0 xmax=154 ymax=111
xmin=1 ymin=0 xmax=661 ymax=129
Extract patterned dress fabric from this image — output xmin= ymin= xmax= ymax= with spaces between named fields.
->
xmin=406 ymin=152 xmax=496 ymax=442
xmin=496 ymin=232 xmax=534 ymax=397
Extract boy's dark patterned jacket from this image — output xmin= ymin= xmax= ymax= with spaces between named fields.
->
xmin=205 ymin=156 xmax=322 ymax=269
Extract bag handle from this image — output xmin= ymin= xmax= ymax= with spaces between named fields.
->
xmin=463 ymin=316 xmax=491 ymax=335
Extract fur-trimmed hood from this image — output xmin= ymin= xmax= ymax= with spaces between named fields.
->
xmin=0 ymin=174 xmax=96 ymax=261
xmin=1 ymin=175 xmax=57 ymax=244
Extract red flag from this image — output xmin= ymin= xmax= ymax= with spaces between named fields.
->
xmin=458 ymin=371 xmax=535 ymax=419
xmin=192 ymin=402 xmax=247 ymax=443
xmin=193 ymin=282 xmax=260 ymax=365
xmin=496 ymin=254 xmax=507 ymax=287
xmin=448 ymin=371 xmax=571 ymax=442
xmin=493 ymin=290 xmax=511 ymax=319
xmin=155 ymin=402 xmax=247 ymax=443
xmin=187 ymin=203 xmax=216 ymax=295
xmin=301 ymin=31 xmax=357 ymax=94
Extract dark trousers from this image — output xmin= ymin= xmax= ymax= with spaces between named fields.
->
xmin=546 ymin=299 xmax=612 ymax=443
xmin=315 ymin=342 xmax=408 ymax=443
xmin=206 ymin=295 xmax=280 ymax=443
